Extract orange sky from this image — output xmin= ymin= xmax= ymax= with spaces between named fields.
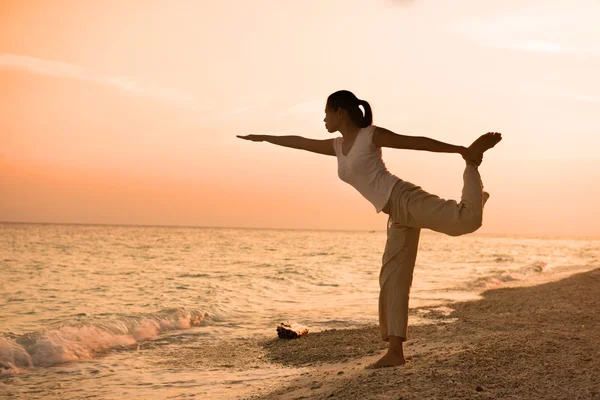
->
xmin=1 ymin=0 xmax=599 ymax=236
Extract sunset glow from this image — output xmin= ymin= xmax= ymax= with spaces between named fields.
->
xmin=1 ymin=0 xmax=599 ymax=236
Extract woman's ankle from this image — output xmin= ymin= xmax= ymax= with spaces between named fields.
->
xmin=388 ymin=336 xmax=405 ymax=357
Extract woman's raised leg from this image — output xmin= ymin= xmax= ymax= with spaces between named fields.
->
xmin=401 ymin=164 xmax=485 ymax=236
xmin=389 ymin=132 xmax=500 ymax=237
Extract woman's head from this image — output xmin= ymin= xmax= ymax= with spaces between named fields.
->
xmin=324 ymin=90 xmax=373 ymax=133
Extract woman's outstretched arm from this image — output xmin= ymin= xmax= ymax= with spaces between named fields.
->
xmin=237 ymin=135 xmax=335 ymax=156
xmin=373 ymin=127 xmax=466 ymax=154
xmin=373 ymin=127 xmax=484 ymax=165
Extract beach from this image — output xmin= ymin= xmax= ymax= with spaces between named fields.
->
xmin=1 ymin=225 xmax=599 ymax=399
xmin=246 ymin=268 xmax=600 ymax=400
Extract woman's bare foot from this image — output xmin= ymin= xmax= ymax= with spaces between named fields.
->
xmin=470 ymin=132 xmax=502 ymax=154
xmin=365 ymin=350 xmax=406 ymax=369
xmin=464 ymin=132 xmax=502 ymax=166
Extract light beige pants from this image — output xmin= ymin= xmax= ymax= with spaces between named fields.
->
xmin=379 ymin=165 xmax=487 ymax=341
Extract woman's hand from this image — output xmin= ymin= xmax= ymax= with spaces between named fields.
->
xmin=237 ymin=134 xmax=266 ymax=142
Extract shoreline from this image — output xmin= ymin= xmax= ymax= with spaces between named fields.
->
xmin=246 ymin=268 xmax=600 ymax=400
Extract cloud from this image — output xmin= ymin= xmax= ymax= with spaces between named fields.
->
xmin=574 ymin=95 xmax=600 ymax=103
xmin=454 ymin=4 xmax=600 ymax=54
xmin=276 ymin=99 xmax=324 ymax=120
xmin=224 ymin=106 xmax=252 ymax=117
xmin=0 ymin=53 xmax=204 ymax=110
xmin=511 ymin=40 xmax=563 ymax=53
xmin=211 ymin=105 xmax=254 ymax=121
xmin=386 ymin=0 xmax=416 ymax=6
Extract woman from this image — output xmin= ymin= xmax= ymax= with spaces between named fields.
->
xmin=237 ymin=90 xmax=501 ymax=369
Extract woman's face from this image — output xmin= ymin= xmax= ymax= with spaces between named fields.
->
xmin=323 ymin=104 xmax=342 ymax=133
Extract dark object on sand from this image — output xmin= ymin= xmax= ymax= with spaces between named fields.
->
xmin=277 ymin=322 xmax=309 ymax=339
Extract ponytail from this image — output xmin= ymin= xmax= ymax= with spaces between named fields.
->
xmin=358 ymin=100 xmax=373 ymax=128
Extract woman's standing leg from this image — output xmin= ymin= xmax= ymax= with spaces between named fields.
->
xmin=368 ymin=218 xmax=421 ymax=369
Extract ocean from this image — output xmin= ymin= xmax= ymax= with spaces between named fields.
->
xmin=1 ymin=223 xmax=598 ymax=399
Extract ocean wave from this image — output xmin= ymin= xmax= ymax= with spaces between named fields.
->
xmin=178 ymin=273 xmax=210 ymax=278
xmin=302 ymin=252 xmax=334 ymax=257
xmin=492 ymin=254 xmax=515 ymax=262
xmin=0 ymin=308 xmax=206 ymax=374
xmin=467 ymin=261 xmax=548 ymax=290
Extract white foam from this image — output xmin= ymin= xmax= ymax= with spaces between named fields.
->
xmin=28 ymin=325 xmax=137 ymax=366
xmin=0 ymin=337 xmax=32 ymax=373
xmin=0 ymin=309 xmax=207 ymax=371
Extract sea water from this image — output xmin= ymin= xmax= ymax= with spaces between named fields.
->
xmin=1 ymin=223 xmax=599 ymax=399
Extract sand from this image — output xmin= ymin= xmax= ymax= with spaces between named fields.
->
xmin=246 ymin=268 xmax=600 ymax=400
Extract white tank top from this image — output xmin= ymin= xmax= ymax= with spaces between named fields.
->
xmin=333 ymin=125 xmax=400 ymax=213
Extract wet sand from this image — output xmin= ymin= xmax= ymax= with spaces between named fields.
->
xmin=246 ymin=268 xmax=600 ymax=400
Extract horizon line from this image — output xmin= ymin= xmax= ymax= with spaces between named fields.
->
xmin=1 ymin=220 xmax=599 ymax=240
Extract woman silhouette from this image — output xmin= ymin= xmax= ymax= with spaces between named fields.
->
xmin=238 ymin=90 xmax=501 ymax=369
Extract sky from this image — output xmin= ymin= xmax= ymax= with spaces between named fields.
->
xmin=1 ymin=0 xmax=599 ymax=236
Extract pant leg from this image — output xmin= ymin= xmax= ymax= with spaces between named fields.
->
xmin=379 ymin=217 xmax=421 ymax=342
xmin=390 ymin=165 xmax=487 ymax=237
